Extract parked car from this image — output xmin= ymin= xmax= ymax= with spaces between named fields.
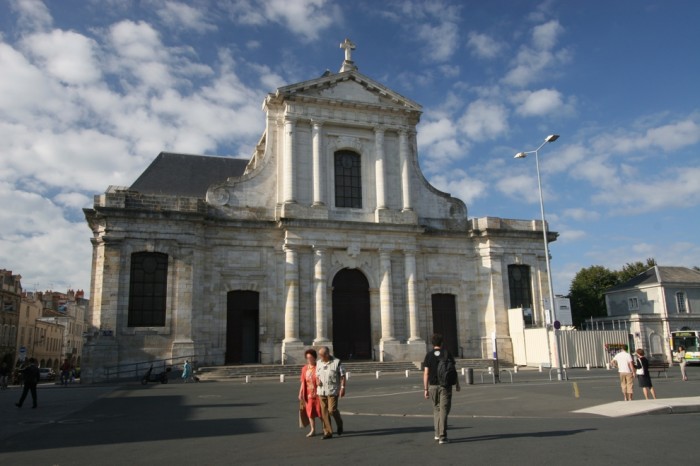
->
xmin=39 ymin=367 xmax=56 ymax=381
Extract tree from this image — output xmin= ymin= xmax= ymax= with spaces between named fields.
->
xmin=568 ymin=265 xmax=619 ymax=328
xmin=617 ymin=258 xmax=657 ymax=283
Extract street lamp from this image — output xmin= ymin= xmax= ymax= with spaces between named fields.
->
xmin=514 ymin=134 xmax=565 ymax=381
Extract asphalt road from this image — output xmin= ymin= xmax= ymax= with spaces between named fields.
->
xmin=0 ymin=367 xmax=698 ymax=465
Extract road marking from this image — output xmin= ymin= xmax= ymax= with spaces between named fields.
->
xmin=343 ymin=390 xmax=422 ymax=399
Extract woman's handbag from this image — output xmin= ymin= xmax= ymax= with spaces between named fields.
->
xmin=635 ymin=359 xmax=645 ymax=375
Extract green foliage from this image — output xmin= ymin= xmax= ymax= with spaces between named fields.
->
xmin=617 ymin=258 xmax=657 ymax=283
xmin=569 ymin=266 xmax=619 ymax=327
xmin=568 ymin=258 xmax=658 ymax=328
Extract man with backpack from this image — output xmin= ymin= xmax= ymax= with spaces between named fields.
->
xmin=423 ymin=333 xmax=460 ymax=444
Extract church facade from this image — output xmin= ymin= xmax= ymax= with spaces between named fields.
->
xmin=83 ymin=46 xmax=556 ymax=376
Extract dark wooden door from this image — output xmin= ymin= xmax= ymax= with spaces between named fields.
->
xmin=332 ymin=269 xmax=371 ymax=360
xmin=226 ymin=291 xmax=259 ymax=364
xmin=432 ymin=294 xmax=459 ymax=357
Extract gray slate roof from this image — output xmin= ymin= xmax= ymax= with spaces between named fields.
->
xmin=606 ymin=266 xmax=700 ymax=293
xmin=130 ymin=152 xmax=248 ymax=198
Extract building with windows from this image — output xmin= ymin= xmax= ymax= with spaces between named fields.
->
xmin=17 ymin=294 xmax=65 ymax=370
xmin=1 ymin=270 xmax=21 ymax=367
xmin=83 ymin=45 xmax=557 ymax=380
xmin=602 ymin=266 xmax=700 ymax=362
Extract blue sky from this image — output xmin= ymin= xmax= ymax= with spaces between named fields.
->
xmin=1 ymin=0 xmax=699 ymax=296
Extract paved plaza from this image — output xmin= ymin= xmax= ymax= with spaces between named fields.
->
xmin=0 ymin=366 xmax=698 ymax=465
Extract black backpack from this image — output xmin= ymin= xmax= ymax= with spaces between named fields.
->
xmin=437 ymin=352 xmax=458 ymax=387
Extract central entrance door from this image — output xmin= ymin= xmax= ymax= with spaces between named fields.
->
xmin=332 ymin=269 xmax=371 ymax=360
xmin=432 ymin=294 xmax=459 ymax=357
xmin=226 ymin=290 xmax=259 ymax=364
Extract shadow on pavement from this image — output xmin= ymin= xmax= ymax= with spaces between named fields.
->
xmin=451 ymin=428 xmax=596 ymax=443
xmin=1 ymin=387 xmax=268 ymax=452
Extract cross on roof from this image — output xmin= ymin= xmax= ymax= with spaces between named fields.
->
xmin=340 ymin=38 xmax=356 ymax=62
xmin=339 ymin=38 xmax=357 ymax=72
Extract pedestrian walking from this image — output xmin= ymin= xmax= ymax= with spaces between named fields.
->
xmin=60 ymin=359 xmax=71 ymax=386
xmin=182 ymin=360 xmax=193 ymax=383
xmin=634 ymin=349 xmax=657 ymax=400
xmin=298 ymin=348 xmax=321 ymax=437
xmin=677 ymin=346 xmax=688 ymax=381
xmin=15 ymin=358 xmax=40 ymax=409
xmin=611 ymin=345 xmax=635 ymax=401
xmin=316 ymin=346 xmax=345 ymax=439
xmin=0 ymin=362 xmax=9 ymax=390
xmin=423 ymin=333 xmax=460 ymax=444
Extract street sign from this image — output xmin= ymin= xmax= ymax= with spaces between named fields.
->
xmin=553 ymin=320 xmax=561 ymax=330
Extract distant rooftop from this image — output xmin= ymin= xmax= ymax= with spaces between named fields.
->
xmin=606 ymin=266 xmax=700 ymax=293
xmin=130 ymin=152 xmax=248 ymax=198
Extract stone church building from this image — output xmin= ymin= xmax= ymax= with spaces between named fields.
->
xmin=83 ymin=43 xmax=556 ymax=375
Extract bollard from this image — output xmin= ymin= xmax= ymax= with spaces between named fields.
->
xmin=487 ymin=366 xmax=493 ymax=374
xmin=461 ymin=368 xmax=465 ymax=376
xmin=245 ymin=375 xmax=250 ymax=383
xmin=346 ymin=371 xmax=350 ymax=380
xmin=466 ymin=368 xmax=474 ymax=385
xmin=405 ymin=370 xmax=410 ymax=378
xmin=605 ymin=363 xmax=610 ymax=370
xmin=538 ymin=364 xmax=543 ymax=372
xmin=280 ymin=374 xmax=285 ymax=383
xmin=376 ymin=370 xmax=381 ymax=379
xmin=586 ymin=363 xmax=591 ymax=371
xmin=513 ymin=366 xmax=518 ymax=374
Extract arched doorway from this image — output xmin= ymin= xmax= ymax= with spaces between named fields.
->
xmin=226 ymin=291 xmax=259 ymax=364
xmin=332 ymin=269 xmax=371 ymax=360
xmin=431 ymin=294 xmax=459 ymax=357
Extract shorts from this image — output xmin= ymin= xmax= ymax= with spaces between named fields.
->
xmin=619 ymin=373 xmax=634 ymax=394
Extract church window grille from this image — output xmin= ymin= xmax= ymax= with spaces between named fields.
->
xmin=334 ymin=150 xmax=362 ymax=208
xmin=128 ymin=252 xmax=168 ymax=327
xmin=508 ymin=265 xmax=533 ymax=309
xmin=676 ymin=292 xmax=687 ymax=313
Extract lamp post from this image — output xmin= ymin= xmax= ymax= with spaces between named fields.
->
xmin=514 ymin=134 xmax=565 ymax=381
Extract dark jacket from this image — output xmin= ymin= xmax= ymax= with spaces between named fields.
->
xmin=22 ymin=365 xmax=40 ymax=386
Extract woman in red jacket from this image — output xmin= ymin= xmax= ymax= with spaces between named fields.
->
xmin=298 ymin=348 xmax=321 ymax=437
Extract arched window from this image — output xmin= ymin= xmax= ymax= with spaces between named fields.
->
xmin=334 ymin=150 xmax=362 ymax=208
xmin=508 ymin=265 xmax=533 ymax=309
xmin=128 ymin=252 xmax=168 ymax=327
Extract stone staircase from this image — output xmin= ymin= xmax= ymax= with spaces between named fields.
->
xmin=196 ymin=358 xmax=501 ymax=381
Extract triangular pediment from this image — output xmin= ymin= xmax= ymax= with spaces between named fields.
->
xmin=275 ymin=70 xmax=422 ymax=112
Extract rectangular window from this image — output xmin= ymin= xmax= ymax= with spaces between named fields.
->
xmin=334 ymin=151 xmax=362 ymax=208
xmin=508 ymin=265 xmax=533 ymax=309
xmin=628 ymin=297 xmax=639 ymax=311
xmin=676 ymin=292 xmax=687 ymax=313
xmin=128 ymin=252 xmax=168 ymax=327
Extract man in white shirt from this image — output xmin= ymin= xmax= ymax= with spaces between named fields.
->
xmin=611 ymin=345 xmax=635 ymax=401
xmin=316 ymin=346 xmax=346 ymax=439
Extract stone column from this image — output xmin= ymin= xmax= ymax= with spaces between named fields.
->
xmin=313 ymin=247 xmax=329 ymax=344
xmin=379 ymin=249 xmax=395 ymax=343
xmin=312 ymin=120 xmax=325 ymax=206
xmin=404 ymin=250 xmax=422 ymax=343
xmin=399 ymin=129 xmax=412 ymax=211
xmin=374 ymin=127 xmax=387 ymax=210
xmin=283 ymin=117 xmax=296 ymax=204
xmin=283 ymin=246 xmax=300 ymax=343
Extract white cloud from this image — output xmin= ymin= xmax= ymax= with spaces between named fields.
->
xmin=495 ymin=173 xmax=540 ymax=204
xmin=10 ymin=0 xmax=52 ymax=32
xmin=532 ymin=19 xmax=564 ymax=50
xmin=601 ymin=117 xmax=700 ymax=154
xmin=156 ymin=1 xmax=217 ymax=33
xmin=514 ymin=88 xmax=564 ymax=116
xmin=22 ymin=29 xmax=102 ymax=85
xmin=503 ymin=20 xmax=570 ymax=87
xmin=416 ymin=19 xmax=459 ymax=62
xmin=467 ymin=32 xmax=504 ymax=59
xmin=558 ymin=229 xmax=586 ymax=242
xmin=429 ymin=169 xmax=487 ymax=205
xmin=224 ymin=0 xmax=339 ymax=42
xmin=458 ymin=99 xmax=509 ymax=141
xmin=561 ymin=208 xmax=600 ymax=222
